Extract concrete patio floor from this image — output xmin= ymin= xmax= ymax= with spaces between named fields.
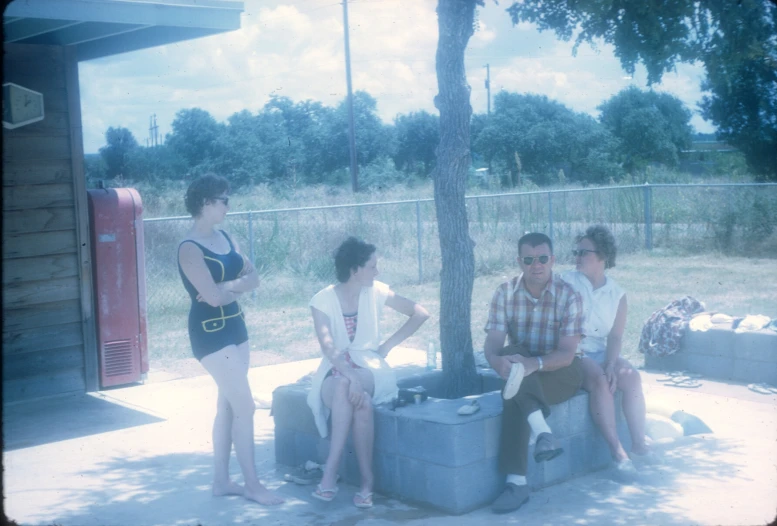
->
xmin=3 ymin=348 xmax=776 ymax=526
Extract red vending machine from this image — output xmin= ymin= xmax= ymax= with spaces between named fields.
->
xmin=87 ymin=187 xmax=149 ymax=388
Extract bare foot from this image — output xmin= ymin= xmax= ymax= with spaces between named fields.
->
xmin=213 ymin=480 xmax=244 ymax=497
xmin=244 ymin=484 xmax=285 ymax=506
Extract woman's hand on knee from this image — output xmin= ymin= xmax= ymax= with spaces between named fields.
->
xmin=604 ymin=362 xmax=618 ymax=394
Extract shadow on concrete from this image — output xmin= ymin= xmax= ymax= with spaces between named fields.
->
xmin=522 ymin=434 xmax=749 ymax=526
xmin=2 ymin=393 xmax=164 ymax=451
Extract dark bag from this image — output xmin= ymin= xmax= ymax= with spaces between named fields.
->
xmin=638 ymin=296 xmax=706 ymax=357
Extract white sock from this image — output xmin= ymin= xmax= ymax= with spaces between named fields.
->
xmin=506 ymin=474 xmax=527 ymax=486
xmin=527 ymin=409 xmax=552 ymax=441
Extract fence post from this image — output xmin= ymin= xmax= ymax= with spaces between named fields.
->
xmin=416 ymin=200 xmax=423 ymax=284
xmin=248 ymin=212 xmax=256 ymax=300
xmin=548 ymin=192 xmax=554 ymax=243
xmin=643 ymin=184 xmax=652 ymax=250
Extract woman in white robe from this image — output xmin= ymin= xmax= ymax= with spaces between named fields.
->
xmin=307 ymin=237 xmax=429 ymax=508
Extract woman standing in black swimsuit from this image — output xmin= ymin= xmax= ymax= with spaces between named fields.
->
xmin=178 ymin=174 xmax=284 ymax=506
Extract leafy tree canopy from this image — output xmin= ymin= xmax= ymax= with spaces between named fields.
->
xmin=99 ymin=126 xmax=139 ymax=178
xmin=507 ymin=0 xmax=777 ymax=178
xmin=394 ymin=110 xmax=440 ymax=176
xmin=598 ymin=86 xmax=693 ymax=171
xmin=474 ymin=91 xmax=620 ymax=185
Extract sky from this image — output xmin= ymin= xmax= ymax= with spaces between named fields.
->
xmin=78 ymin=0 xmax=714 ymax=154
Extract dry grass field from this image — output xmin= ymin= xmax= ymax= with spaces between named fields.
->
xmin=148 ymin=252 xmax=777 ymax=381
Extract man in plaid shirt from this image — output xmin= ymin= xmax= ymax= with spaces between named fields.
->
xmin=484 ymin=232 xmax=585 ymax=514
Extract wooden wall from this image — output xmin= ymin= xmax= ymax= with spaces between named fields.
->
xmin=2 ymin=43 xmax=97 ymax=403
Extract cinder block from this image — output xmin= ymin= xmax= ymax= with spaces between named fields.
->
xmin=395 ymin=414 xmax=485 ymax=467
xmin=273 ymin=370 xmax=628 ymax=514
xmin=568 ymin=432 xmax=590 ymax=477
xmin=588 ymin=431 xmax=612 ymax=469
xmin=272 ymin=385 xmax=319 ymax=435
xmin=373 ymin=452 xmax=399 ymax=496
xmin=735 ymin=330 xmax=777 ymax=363
xmin=484 ymin=415 xmax=501 ymax=459
xmin=733 ymin=358 xmax=777 ymax=384
xmin=374 ymin=408 xmax=398 ymax=455
xmin=684 ymin=328 xmax=737 ymax=358
xmin=397 ymin=456 xmax=502 ymax=515
xmin=274 ymin=427 xmax=297 ymax=466
xmin=395 ymin=456 xmax=430 ymax=504
xmin=539 ymin=436 xmax=572 ymax=487
xmin=645 ymin=352 xmax=686 ymax=372
xmin=686 ymin=353 xmax=736 ymax=379
xmin=294 ymin=432 xmax=327 ymax=467
xmin=567 ymin=392 xmax=591 ymax=435
xmin=547 ymin=398 xmax=571 ymax=438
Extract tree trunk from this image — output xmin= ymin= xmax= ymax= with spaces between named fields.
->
xmin=433 ymin=0 xmax=480 ymax=398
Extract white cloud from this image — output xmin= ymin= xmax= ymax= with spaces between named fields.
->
xmin=78 ymin=0 xmax=714 ymax=153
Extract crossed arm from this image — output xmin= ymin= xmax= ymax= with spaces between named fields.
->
xmin=178 ymin=240 xmax=259 ymax=307
xmin=484 ymin=329 xmax=580 ymax=380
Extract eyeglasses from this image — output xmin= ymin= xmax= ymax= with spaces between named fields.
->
xmin=213 ymin=196 xmax=229 ymax=206
xmin=572 ymin=249 xmax=597 ymax=257
xmin=521 ymin=255 xmax=550 ymax=265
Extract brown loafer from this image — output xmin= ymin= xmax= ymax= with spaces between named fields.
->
xmin=534 ymin=432 xmax=563 ymax=462
xmin=491 ymin=483 xmax=530 ymax=514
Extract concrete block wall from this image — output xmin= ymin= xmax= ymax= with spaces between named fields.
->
xmin=273 ymin=369 xmax=630 ymax=514
xmin=645 ymin=326 xmax=777 ymax=384
xmin=273 ymin=371 xmax=629 ymax=514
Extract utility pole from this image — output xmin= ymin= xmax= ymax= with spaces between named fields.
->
xmin=149 ymin=114 xmax=159 ymax=147
xmin=343 ymin=0 xmax=359 ymax=192
xmin=484 ymin=63 xmax=491 ymax=116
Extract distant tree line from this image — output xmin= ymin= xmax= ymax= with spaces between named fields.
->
xmin=86 ymin=85 xmax=763 ymax=189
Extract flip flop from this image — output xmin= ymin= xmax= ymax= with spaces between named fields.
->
xmin=457 ymin=399 xmax=481 ymax=416
xmin=665 ymin=376 xmax=702 ymax=388
xmin=353 ymin=491 xmax=373 ymax=509
xmin=748 ymin=383 xmax=777 ymax=395
xmin=312 ymin=484 xmax=339 ymax=502
xmin=657 ymin=371 xmax=703 ymax=382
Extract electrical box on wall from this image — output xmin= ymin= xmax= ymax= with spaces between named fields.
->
xmin=3 ymin=82 xmax=44 ymax=129
xmin=87 ymin=188 xmax=149 ymax=388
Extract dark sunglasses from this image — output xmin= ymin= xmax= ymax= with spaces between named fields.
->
xmin=213 ymin=196 xmax=229 ymax=206
xmin=572 ymin=249 xmax=597 ymax=257
xmin=521 ymin=255 xmax=550 ymax=265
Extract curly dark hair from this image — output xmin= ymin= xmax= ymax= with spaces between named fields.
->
xmin=184 ymin=174 xmax=230 ymax=217
xmin=576 ymin=224 xmax=617 ymax=269
xmin=334 ymin=237 xmax=376 ymax=283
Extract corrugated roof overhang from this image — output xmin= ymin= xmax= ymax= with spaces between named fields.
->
xmin=3 ymin=0 xmax=243 ymax=61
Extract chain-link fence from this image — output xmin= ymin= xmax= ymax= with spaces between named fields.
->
xmin=143 ymin=183 xmax=777 ymax=367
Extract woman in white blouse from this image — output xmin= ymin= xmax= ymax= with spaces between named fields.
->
xmin=307 ymin=237 xmax=429 ymax=508
xmin=562 ymin=225 xmax=653 ymax=473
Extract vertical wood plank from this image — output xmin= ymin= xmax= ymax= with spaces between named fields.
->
xmin=65 ymin=45 xmax=99 ymax=393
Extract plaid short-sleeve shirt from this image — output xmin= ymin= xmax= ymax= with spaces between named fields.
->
xmin=484 ymin=272 xmax=584 ymax=356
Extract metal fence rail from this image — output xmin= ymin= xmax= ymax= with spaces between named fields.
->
xmin=142 ymin=183 xmax=777 ymax=362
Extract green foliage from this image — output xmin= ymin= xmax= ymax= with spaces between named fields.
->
xmin=699 ymin=1 xmax=777 ymax=180
xmin=507 ymin=0 xmax=777 ymax=180
xmin=99 ymin=126 xmax=139 ymax=178
xmin=598 ymin=87 xmax=693 ymax=171
xmin=84 ymin=153 xmax=107 ymax=185
xmin=166 ymin=108 xmax=223 ymax=169
xmin=393 ymin=110 xmax=439 ymax=176
xmin=473 ymin=92 xmax=620 ymax=186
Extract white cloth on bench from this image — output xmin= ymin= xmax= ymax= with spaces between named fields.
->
xmin=307 ymin=280 xmax=398 ymax=438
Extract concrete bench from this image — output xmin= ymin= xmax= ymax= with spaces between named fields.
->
xmin=645 ymin=326 xmax=777 ymax=385
xmin=272 ymin=368 xmax=629 ymax=514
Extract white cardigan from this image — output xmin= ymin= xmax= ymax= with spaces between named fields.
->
xmin=306 ymin=280 xmax=398 ymax=437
